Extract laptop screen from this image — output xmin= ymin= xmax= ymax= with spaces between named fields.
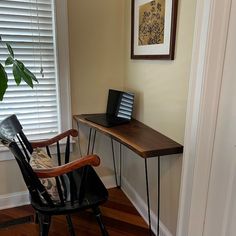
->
xmin=106 ymin=89 xmax=134 ymax=120
xmin=106 ymin=90 xmax=122 ymax=115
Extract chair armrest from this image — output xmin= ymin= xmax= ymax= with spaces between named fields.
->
xmin=31 ymin=129 xmax=78 ymax=148
xmin=33 ymin=155 xmax=100 ymax=178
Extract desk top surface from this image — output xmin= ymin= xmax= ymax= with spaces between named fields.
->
xmin=73 ymin=114 xmax=183 ymax=158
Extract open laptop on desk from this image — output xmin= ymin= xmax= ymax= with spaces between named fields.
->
xmin=85 ymin=89 xmax=134 ymax=127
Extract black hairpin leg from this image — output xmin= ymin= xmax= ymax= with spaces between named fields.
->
xmin=111 ymin=138 xmax=119 ymax=187
xmin=86 ymin=128 xmax=97 ymax=155
xmin=76 ymin=121 xmax=83 ymax=157
xmin=157 ymin=156 xmax=160 ymax=236
xmin=91 ymin=130 xmax=97 ymax=154
xmin=119 ymin=143 xmax=122 ymax=188
xmin=144 ymin=158 xmax=152 ymax=236
xmin=87 ymin=128 xmax=92 ymax=155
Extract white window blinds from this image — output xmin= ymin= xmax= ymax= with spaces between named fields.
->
xmin=0 ymin=0 xmax=59 ymax=141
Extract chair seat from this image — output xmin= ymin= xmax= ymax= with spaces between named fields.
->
xmin=31 ymin=166 xmax=108 ymax=215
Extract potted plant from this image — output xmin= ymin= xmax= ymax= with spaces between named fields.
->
xmin=0 ymin=36 xmax=38 ymax=101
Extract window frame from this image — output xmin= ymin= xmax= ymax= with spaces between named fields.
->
xmin=53 ymin=0 xmax=71 ymax=133
xmin=0 ymin=0 xmax=71 ymax=161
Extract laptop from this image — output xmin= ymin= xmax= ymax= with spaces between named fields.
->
xmin=85 ymin=89 xmax=134 ymax=127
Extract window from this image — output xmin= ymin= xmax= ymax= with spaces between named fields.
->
xmin=0 ymin=0 xmax=71 ymax=142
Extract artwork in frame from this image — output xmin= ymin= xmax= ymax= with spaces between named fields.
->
xmin=131 ymin=0 xmax=178 ymax=60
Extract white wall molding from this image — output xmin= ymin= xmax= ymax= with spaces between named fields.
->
xmin=0 ymin=191 xmax=30 ymax=210
xmin=101 ymin=175 xmax=117 ymax=189
xmin=122 ymin=177 xmax=173 ymax=236
xmin=176 ymin=0 xmax=215 ymax=233
xmin=53 ymin=0 xmax=72 ymax=132
xmin=177 ymin=0 xmax=232 ymax=235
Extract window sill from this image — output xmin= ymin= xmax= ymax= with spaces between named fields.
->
xmin=0 ymin=140 xmax=75 ymax=162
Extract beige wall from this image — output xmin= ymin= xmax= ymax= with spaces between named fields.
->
xmin=121 ymin=0 xmax=196 ymax=234
xmin=67 ymin=0 xmax=126 ymax=180
xmin=0 ymin=160 xmax=26 ymax=195
xmin=0 ymin=1 xmax=196 ymax=235
xmin=124 ymin=0 xmax=195 ymax=144
xmin=68 ymin=0 xmax=125 ymax=115
xmin=68 ymin=0 xmax=196 ymax=234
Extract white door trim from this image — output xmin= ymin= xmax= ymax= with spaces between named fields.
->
xmin=176 ymin=0 xmax=232 ymax=235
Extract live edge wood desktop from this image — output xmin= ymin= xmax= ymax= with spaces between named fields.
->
xmin=73 ymin=114 xmax=183 ymax=236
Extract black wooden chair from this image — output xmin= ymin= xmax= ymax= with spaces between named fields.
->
xmin=0 ymin=114 xmax=109 ymax=236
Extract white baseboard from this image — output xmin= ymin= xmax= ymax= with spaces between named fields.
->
xmin=101 ymin=174 xmax=117 ymax=189
xmin=121 ymin=177 xmax=173 ymax=236
xmin=0 ymin=191 xmax=30 ymax=210
xmin=0 ymin=175 xmax=116 ymax=211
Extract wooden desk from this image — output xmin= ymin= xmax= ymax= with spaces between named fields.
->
xmin=74 ymin=114 xmax=183 ymax=158
xmin=73 ymin=114 xmax=183 ymax=235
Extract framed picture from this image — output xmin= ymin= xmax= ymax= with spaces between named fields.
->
xmin=131 ymin=0 xmax=178 ymax=60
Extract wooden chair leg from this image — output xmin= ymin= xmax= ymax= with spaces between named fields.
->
xmin=66 ymin=215 xmax=76 ymax=236
xmin=93 ymin=207 xmax=109 ymax=236
xmin=34 ymin=211 xmax=39 ymax=224
xmin=38 ymin=214 xmax=51 ymax=236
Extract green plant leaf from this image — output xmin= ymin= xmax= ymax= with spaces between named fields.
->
xmin=24 ymin=68 xmax=38 ymax=83
xmin=22 ymin=71 xmax=33 ymax=88
xmin=13 ymin=60 xmax=38 ymax=88
xmin=0 ymin=63 xmax=8 ymax=101
xmin=13 ymin=63 xmax=22 ymax=85
xmin=14 ymin=60 xmax=33 ymax=88
xmin=6 ymin=43 xmax=14 ymax=58
xmin=15 ymin=60 xmax=34 ymax=88
xmin=5 ymin=56 xmax=14 ymax=66
xmin=15 ymin=60 xmax=24 ymax=70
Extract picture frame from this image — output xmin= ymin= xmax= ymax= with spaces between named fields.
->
xmin=131 ymin=0 xmax=178 ymax=60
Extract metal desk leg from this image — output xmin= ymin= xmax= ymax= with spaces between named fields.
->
xmin=144 ymin=158 xmax=152 ymax=236
xmin=91 ymin=130 xmax=97 ymax=153
xmin=87 ymin=128 xmax=97 ymax=155
xmin=157 ymin=156 xmax=160 ymax=236
xmin=75 ymin=120 xmax=83 ymax=157
xmin=119 ymin=143 xmax=122 ymax=187
xmin=83 ymin=129 xmax=97 ymax=184
xmin=111 ymin=138 xmax=119 ymax=187
xmin=87 ymin=128 xmax=92 ymax=155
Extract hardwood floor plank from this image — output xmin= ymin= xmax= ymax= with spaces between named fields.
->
xmin=0 ymin=188 xmax=150 ymax=236
xmin=102 ymin=206 xmax=148 ymax=228
xmin=104 ymin=200 xmax=140 ymax=215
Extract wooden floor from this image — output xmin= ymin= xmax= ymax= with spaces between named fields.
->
xmin=0 ymin=188 xmax=150 ymax=236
